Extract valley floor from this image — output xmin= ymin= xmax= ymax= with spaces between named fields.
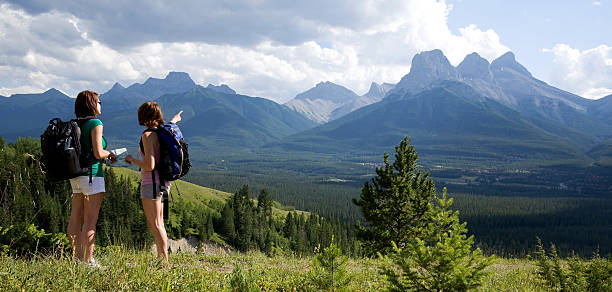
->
xmin=1 ymin=248 xmax=548 ymax=291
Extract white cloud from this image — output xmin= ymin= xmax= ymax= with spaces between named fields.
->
xmin=0 ymin=1 xmax=510 ymax=102
xmin=592 ymin=2 xmax=601 ymax=6
xmin=547 ymin=44 xmax=612 ymax=99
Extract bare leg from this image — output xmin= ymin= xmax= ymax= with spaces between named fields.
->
xmin=81 ymin=192 xmax=104 ymax=263
xmin=142 ymin=198 xmax=168 ymax=261
xmin=67 ymin=193 xmax=84 ymax=260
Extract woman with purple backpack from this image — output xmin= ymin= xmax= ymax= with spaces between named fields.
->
xmin=125 ymin=101 xmax=183 ymax=261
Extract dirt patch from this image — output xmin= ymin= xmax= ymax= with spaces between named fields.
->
xmin=152 ymin=236 xmax=232 ymax=256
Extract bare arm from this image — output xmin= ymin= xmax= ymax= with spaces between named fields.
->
xmin=91 ymin=125 xmax=116 ymax=161
xmin=126 ymin=132 xmax=157 ymax=171
xmin=170 ymin=110 xmax=183 ymax=124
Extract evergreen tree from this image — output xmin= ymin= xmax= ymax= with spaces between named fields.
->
xmin=381 ymin=188 xmax=492 ymax=292
xmin=257 ymin=189 xmax=273 ymax=219
xmin=221 ymin=203 xmax=235 ymax=242
xmin=198 ymin=212 xmax=209 ymax=241
xmin=307 ymin=237 xmax=353 ymax=291
xmin=233 ymin=185 xmax=254 ymax=251
xmin=206 ymin=213 xmax=214 ymax=240
xmin=353 ymin=137 xmax=436 ymax=255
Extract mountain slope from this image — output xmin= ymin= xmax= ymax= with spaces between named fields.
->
xmin=101 ymin=71 xmax=197 ymax=111
xmin=284 ymin=81 xmax=360 ymax=123
xmin=331 ymin=82 xmax=394 ymax=120
xmin=0 ymin=88 xmax=74 ymax=139
xmin=385 ymin=50 xmax=612 ymax=138
xmin=102 ymin=86 xmax=317 ymax=150
xmin=273 ymin=81 xmax=590 ymax=165
xmin=588 ymin=94 xmax=612 ymax=126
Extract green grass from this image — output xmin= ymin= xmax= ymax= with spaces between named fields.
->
xmin=0 ymin=248 xmax=550 ymax=291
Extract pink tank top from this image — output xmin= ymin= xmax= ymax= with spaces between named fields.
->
xmin=139 ymin=138 xmax=171 ymax=187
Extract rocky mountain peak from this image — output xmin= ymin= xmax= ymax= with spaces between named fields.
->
xmin=110 ymin=82 xmax=125 ymax=91
xmin=386 ymin=49 xmax=458 ymax=98
xmin=363 ymin=82 xmax=394 ymax=99
xmin=409 ymin=49 xmax=457 ymax=78
xmin=491 ymin=52 xmax=532 ymax=77
xmin=457 ymin=52 xmax=492 ymax=80
xmin=206 ymin=84 xmax=237 ymax=95
xmin=143 ymin=71 xmax=196 ymax=88
xmin=293 ymin=81 xmax=358 ymax=103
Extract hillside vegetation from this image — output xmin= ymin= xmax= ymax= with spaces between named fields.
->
xmin=1 ymin=249 xmax=547 ymax=291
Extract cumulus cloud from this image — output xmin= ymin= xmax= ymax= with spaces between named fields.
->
xmin=0 ymin=1 xmax=510 ymax=102
xmin=547 ymin=44 xmax=612 ymax=99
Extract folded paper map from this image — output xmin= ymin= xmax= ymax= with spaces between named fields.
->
xmin=106 ymin=148 xmax=130 ymax=167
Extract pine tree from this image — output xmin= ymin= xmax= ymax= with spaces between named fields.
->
xmin=257 ymin=189 xmax=272 ymax=219
xmin=221 ymin=203 xmax=235 ymax=242
xmin=353 ymin=137 xmax=436 ymax=255
xmin=233 ymin=185 xmax=254 ymax=252
xmin=380 ymin=188 xmax=492 ymax=291
xmin=206 ymin=213 xmax=214 ymax=240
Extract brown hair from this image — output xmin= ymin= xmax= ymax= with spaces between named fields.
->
xmin=74 ymin=90 xmax=100 ymax=118
xmin=138 ymin=101 xmax=165 ymax=128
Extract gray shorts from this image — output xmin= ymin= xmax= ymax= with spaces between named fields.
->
xmin=140 ymin=183 xmax=170 ymax=200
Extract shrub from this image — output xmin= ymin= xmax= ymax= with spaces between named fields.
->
xmin=229 ymin=264 xmax=260 ymax=292
xmin=380 ymin=188 xmax=492 ymax=292
xmin=0 ymin=223 xmax=69 ymax=257
xmin=307 ymin=238 xmax=353 ymax=291
xmin=535 ymin=238 xmax=612 ymax=291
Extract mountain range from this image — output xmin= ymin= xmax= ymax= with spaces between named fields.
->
xmin=274 ymin=50 xmax=612 ymax=165
xmin=1 ymin=50 xmax=611 ymax=167
xmin=284 ymin=81 xmax=392 ymax=123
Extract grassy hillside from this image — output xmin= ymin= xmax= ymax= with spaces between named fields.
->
xmin=109 ymin=166 xmax=308 ymax=219
xmin=0 ymin=249 xmax=546 ymax=291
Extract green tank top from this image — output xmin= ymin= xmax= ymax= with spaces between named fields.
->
xmin=78 ymin=118 xmax=106 ymax=177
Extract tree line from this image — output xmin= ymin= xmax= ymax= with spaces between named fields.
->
xmin=0 ymin=136 xmax=359 ymax=256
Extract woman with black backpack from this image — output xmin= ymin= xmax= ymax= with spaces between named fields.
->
xmin=125 ymin=102 xmax=182 ymax=262
xmin=67 ymin=90 xmax=117 ymax=268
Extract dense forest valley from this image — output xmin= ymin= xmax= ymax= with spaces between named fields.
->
xmin=2 ymin=135 xmax=610 ymax=258
xmin=2 ymin=136 xmax=612 ymax=291
xmin=185 ymin=148 xmax=612 ymax=257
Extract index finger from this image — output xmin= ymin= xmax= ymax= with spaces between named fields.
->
xmin=177 ymin=110 xmax=183 ymax=115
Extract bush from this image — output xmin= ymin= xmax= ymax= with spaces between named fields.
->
xmin=307 ymin=238 xmax=353 ymax=291
xmin=535 ymin=238 xmax=612 ymax=291
xmin=380 ymin=188 xmax=492 ymax=292
xmin=229 ymin=263 xmax=260 ymax=292
xmin=0 ymin=223 xmax=69 ymax=257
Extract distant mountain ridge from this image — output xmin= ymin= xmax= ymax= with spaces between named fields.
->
xmin=101 ymin=71 xmax=197 ymax=110
xmin=0 ymin=88 xmax=74 ymax=139
xmin=272 ymin=50 xmax=612 ymax=166
xmin=0 ymin=72 xmax=317 ymax=150
xmin=206 ymin=84 xmax=236 ymax=95
xmin=285 ymin=81 xmax=393 ymax=123
xmin=2 ymin=52 xmax=611 ymax=168
xmin=385 ymin=50 xmax=612 ymax=137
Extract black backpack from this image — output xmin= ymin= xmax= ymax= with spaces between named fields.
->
xmin=40 ymin=118 xmax=93 ymax=182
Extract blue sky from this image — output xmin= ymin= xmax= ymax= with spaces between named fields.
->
xmin=0 ymin=0 xmax=610 ymax=101
xmin=447 ymin=0 xmax=611 ymax=98
xmin=448 ymin=0 xmax=609 ymax=78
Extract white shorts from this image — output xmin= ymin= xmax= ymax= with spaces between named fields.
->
xmin=69 ymin=176 xmax=105 ymax=195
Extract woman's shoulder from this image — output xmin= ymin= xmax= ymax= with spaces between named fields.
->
xmin=89 ymin=118 xmax=103 ymax=126
xmin=80 ymin=118 xmax=102 ymax=127
xmin=141 ymin=130 xmax=159 ymax=143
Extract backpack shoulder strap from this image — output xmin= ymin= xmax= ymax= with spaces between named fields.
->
xmin=139 ymin=128 xmax=159 ymax=156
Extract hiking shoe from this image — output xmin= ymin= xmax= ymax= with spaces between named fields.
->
xmin=85 ymin=258 xmax=104 ymax=269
